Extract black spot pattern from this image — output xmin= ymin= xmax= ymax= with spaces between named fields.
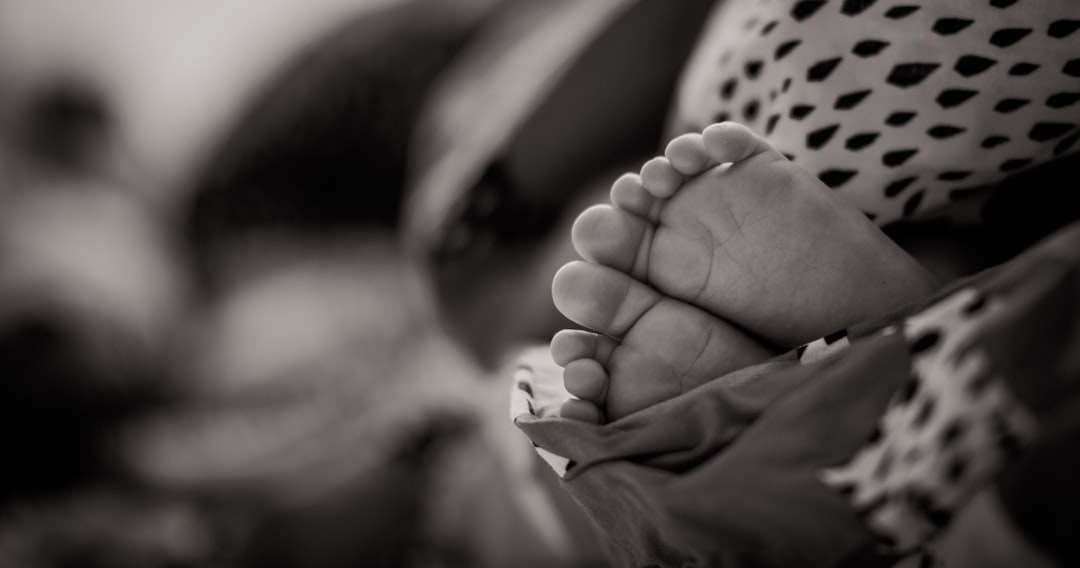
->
xmin=933 ymin=19 xmax=973 ymax=35
xmin=682 ymin=0 xmax=1079 ymax=231
xmin=835 ymin=89 xmax=873 ymax=110
xmin=911 ymin=330 xmax=942 ymax=353
xmin=936 ymin=89 xmax=978 ymax=108
xmin=912 ymin=397 xmax=937 ymax=429
xmin=1047 ymin=92 xmax=1080 ymax=108
xmin=1000 ymin=158 xmax=1031 ymax=172
xmin=945 ymin=456 xmax=968 ymax=483
xmin=885 ymin=176 xmax=917 ymax=197
xmin=824 ymin=329 xmax=849 ymax=344
xmin=903 ymin=190 xmax=925 ymax=216
xmin=766 ymin=113 xmax=781 ymax=135
xmin=991 ymin=412 xmax=1025 ymax=457
xmin=868 ymin=425 xmax=884 ymax=445
xmin=990 ymin=0 xmax=1018 ymax=7
xmin=791 ymin=1 xmax=827 ymax=21
xmin=954 ymin=55 xmax=996 ymax=77
xmin=908 ymin=489 xmax=953 ymax=527
xmin=939 ymin=420 xmax=967 ymax=447
xmin=791 ymin=104 xmax=816 ymax=119
xmin=927 ymin=125 xmax=966 ymax=139
xmin=1009 ymin=62 xmax=1039 ymax=76
xmin=898 ymin=376 xmax=921 ymax=404
xmin=938 ymin=171 xmax=971 ymax=181
xmin=743 ymin=99 xmax=761 ymax=121
xmin=1029 ymin=122 xmax=1075 ymax=142
xmin=516 ymin=381 xmax=534 ymax=397
xmin=1062 ymin=59 xmax=1080 ymax=77
xmin=846 ymin=132 xmax=880 ymax=150
xmin=1048 ymin=20 xmax=1080 ymax=39
xmin=775 ymin=40 xmax=802 ymax=61
xmin=745 ymin=60 xmax=764 ymax=79
xmin=841 ymin=0 xmax=878 ymax=16
xmin=887 ymin=63 xmax=940 ymax=87
xmin=834 ymin=482 xmax=858 ymax=498
xmin=885 ymin=5 xmax=920 ymax=19
xmin=853 ymin=40 xmax=890 ymax=57
xmin=962 ymin=294 xmax=987 ymax=316
xmin=883 ymin=148 xmax=919 ymax=167
xmin=990 ymin=28 xmax=1033 ymax=48
xmin=886 ymin=111 xmax=917 ymax=126
xmin=807 ymin=124 xmax=840 ymax=148
xmin=820 ymin=169 xmax=858 ymax=188
xmin=721 ymin=78 xmax=738 ymax=100
xmin=1055 ymin=132 xmax=1080 ymax=155
xmin=807 ymin=57 xmax=843 ymax=81
xmin=994 ymin=98 xmax=1030 ymax=113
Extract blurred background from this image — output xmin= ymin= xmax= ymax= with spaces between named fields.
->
xmin=0 ymin=0 xmax=721 ymax=564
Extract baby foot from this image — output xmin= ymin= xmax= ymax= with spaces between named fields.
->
xmin=550 ymin=268 xmax=774 ymax=422
xmin=553 ymin=122 xmax=936 ymax=422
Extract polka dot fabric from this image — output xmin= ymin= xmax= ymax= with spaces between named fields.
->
xmin=671 ymin=0 xmax=1080 ymax=225
xmin=820 ymin=288 xmax=1039 ymax=554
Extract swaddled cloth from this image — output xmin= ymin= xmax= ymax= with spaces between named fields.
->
xmin=512 ymin=220 xmax=1080 ymax=567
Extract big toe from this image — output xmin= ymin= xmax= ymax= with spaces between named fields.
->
xmin=702 ymin=121 xmax=785 ymax=165
xmin=552 ymin=261 xmax=660 ymax=339
xmin=571 ymin=205 xmax=652 ymax=276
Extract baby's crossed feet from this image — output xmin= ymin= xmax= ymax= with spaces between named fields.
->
xmin=552 ymin=122 xmax=937 ymax=423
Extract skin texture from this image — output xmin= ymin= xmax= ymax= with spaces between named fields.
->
xmin=552 ymin=123 xmax=938 ymax=422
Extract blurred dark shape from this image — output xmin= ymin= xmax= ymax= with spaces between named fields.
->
xmin=0 ymin=182 xmax=183 ymax=507
xmin=885 ymin=153 xmax=1080 ymax=282
xmin=11 ymin=79 xmax=111 ymax=173
xmin=243 ymin=416 xmax=475 ymax=568
xmin=415 ymin=0 xmax=717 ymax=367
xmin=0 ymin=306 xmax=162 ymax=506
xmin=186 ymin=1 xmax=490 ymax=263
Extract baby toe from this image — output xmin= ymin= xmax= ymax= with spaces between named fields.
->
xmin=571 ymin=204 xmax=651 ymax=275
xmin=610 ymin=173 xmax=661 ymax=221
xmin=665 ymin=132 xmax=711 ymax=174
xmin=639 ymin=157 xmax=682 ymax=198
xmin=563 ymin=358 xmax=608 ymax=402
xmin=702 ymin=121 xmax=783 ymax=165
xmin=559 ymin=398 xmax=602 ymax=423
xmin=552 ymin=261 xmax=661 ymax=338
xmin=551 ymin=329 xmax=616 ymax=367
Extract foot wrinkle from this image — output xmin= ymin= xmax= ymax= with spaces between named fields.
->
xmin=693 ymin=222 xmax=719 ymax=305
xmin=633 ymin=221 xmax=656 ymax=281
xmin=596 ymin=337 xmax=617 ymax=367
xmin=603 ymin=271 xmax=637 ymax=335
xmin=679 ymin=318 xmax=715 ymax=391
xmin=618 ymin=286 xmax=664 ymax=341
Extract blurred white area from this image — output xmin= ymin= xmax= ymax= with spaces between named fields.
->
xmin=0 ymin=183 xmax=185 ymax=381
xmin=0 ymin=0 xmax=495 ymax=201
xmin=0 ymin=0 xmax=604 ymax=564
